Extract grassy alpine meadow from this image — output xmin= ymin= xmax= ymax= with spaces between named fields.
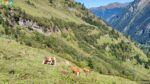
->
xmin=13 ymin=0 xmax=86 ymax=24
xmin=0 ymin=0 xmax=150 ymax=84
xmin=0 ymin=37 xmax=138 ymax=84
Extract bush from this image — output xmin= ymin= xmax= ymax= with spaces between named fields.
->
xmin=49 ymin=0 xmax=53 ymax=4
xmin=26 ymin=0 xmax=36 ymax=7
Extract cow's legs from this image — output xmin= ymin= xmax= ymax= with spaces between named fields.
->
xmin=42 ymin=60 xmax=45 ymax=64
xmin=48 ymin=61 xmax=52 ymax=65
xmin=76 ymin=72 xmax=80 ymax=76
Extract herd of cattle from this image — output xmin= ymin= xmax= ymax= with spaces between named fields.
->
xmin=42 ymin=56 xmax=91 ymax=76
xmin=6 ymin=40 xmax=90 ymax=76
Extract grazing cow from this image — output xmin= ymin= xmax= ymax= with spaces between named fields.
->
xmin=70 ymin=66 xmax=80 ymax=76
xmin=83 ymin=68 xmax=90 ymax=76
xmin=43 ymin=56 xmax=56 ymax=65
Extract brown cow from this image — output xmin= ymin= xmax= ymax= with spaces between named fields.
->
xmin=70 ymin=66 xmax=80 ymax=76
xmin=43 ymin=57 xmax=56 ymax=65
xmin=83 ymin=68 xmax=90 ymax=76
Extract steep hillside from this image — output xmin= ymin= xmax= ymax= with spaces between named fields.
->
xmin=0 ymin=0 xmax=150 ymax=83
xmin=90 ymin=2 xmax=129 ymax=22
xmin=109 ymin=0 xmax=150 ymax=45
xmin=0 ymin=37 xmax=138 ymax=84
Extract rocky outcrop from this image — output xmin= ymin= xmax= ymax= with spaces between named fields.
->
xmin=0 ymin=7 xmax=61 ymax=36
xmin=15 ymin=17 xmax=61 ymax=36
xmin=3 ymin=14 xmax=60 ymax=36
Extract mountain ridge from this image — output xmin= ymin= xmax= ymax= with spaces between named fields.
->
xmin=90 ymin=2 xmax=129 ymax=22
xmin=90 ymin=2 xmax=129 ymax=9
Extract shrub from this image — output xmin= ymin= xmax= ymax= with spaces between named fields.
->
xmin=26 ymin=0 xmax=36 ymax=7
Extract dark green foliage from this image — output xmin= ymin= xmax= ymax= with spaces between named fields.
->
xmin=49 ymin=0 xmax=53 ymax=4
xmin=134 ymin=54 xmax=143 ymax=65
xmin=109 ymin=29 xmax=119 ymax=39
xmin=145 ymin=60 xmax=150 ymax=69
xmin=109 ymin=40 xmax=133 ymax=61
xmin=65 ymin=0 xmax=76 ymax=8
xmin=26 ymin=0 xmax=36 ymax=8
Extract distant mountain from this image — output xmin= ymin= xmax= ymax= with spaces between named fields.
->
xmin=90 ymin=2 xmax=129 ymax=22
xmin=109 ymin=0 xmax=150 ymax=45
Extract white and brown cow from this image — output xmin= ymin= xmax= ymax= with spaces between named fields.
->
xmin=43 ymin=56 xmax=56 ymax=65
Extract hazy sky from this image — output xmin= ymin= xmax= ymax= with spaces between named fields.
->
xmin=76 ymin=0 xmax=133 ymax=8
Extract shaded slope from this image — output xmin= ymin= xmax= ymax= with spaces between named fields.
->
xmin=109 ymin=0 xmax=150 ymax=45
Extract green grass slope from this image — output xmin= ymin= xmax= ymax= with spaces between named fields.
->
xmin=14 ymin=0 xmax=86 ymax=24
xmin=0 ymin=0 xmax=150 ymax=83
xmin=0 ymin=37 xmax=138 ymax=84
